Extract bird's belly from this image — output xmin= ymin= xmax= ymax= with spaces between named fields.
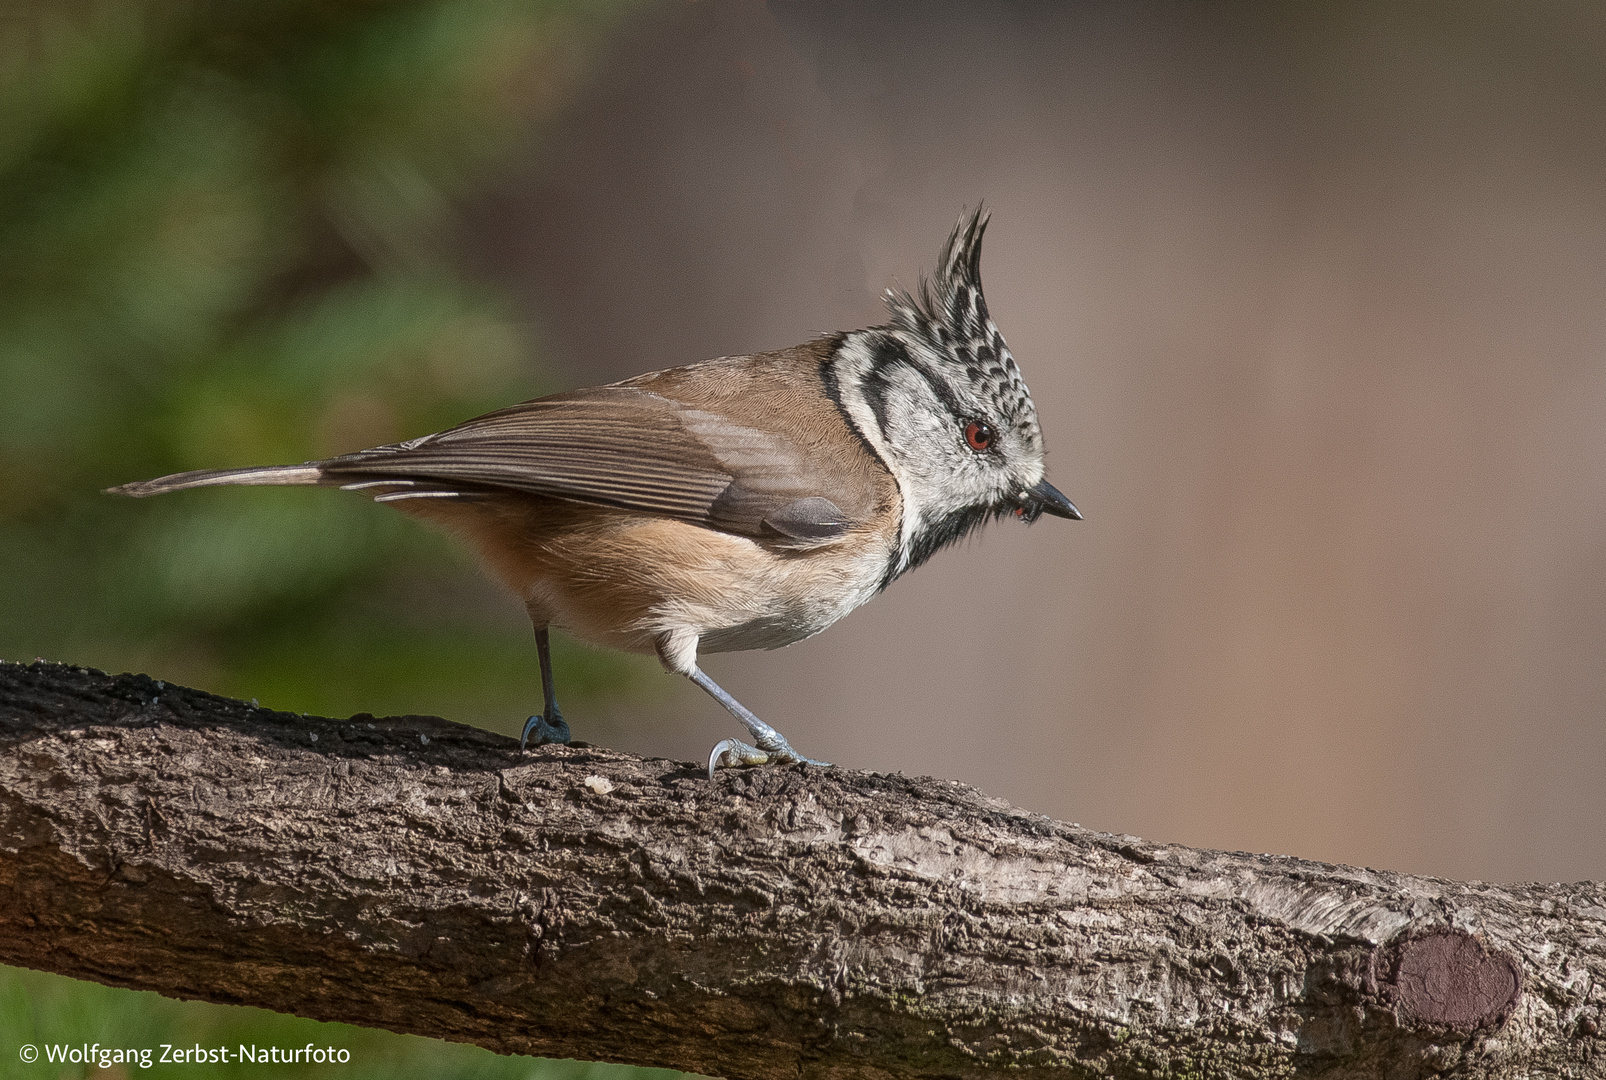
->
xmin=693 ymin=539 xmax=889 ymax=653
xmin=439 ymin=500 xmax=895 ymax=658
xmin=696 ymin=591 xmax=857 ymax=653
xmin=546 ymin=522 xmax=891 ymax=656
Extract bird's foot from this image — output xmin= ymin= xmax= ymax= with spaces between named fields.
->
xmin=707 ymin=732 xmax=829 ymax=779
xmin=520 ymin=711 xmax=571 ymax=752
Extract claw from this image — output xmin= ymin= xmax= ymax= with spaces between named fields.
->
xmin=520 ymin=712 xmax=571 ymax=752
xmin=706 ymin=737 xmax=831 ymax=779
xmin=708 ymin=738 xmax=765 ymax=778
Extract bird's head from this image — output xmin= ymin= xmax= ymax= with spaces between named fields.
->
xmin=827 ymin=208 xmax=1079 ymax=581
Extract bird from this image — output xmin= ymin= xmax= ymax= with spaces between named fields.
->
xmin=109 ymin=209 xmax=1080 ymax=777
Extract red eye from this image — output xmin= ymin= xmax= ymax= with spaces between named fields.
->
xmin=964 ymin=420 xmax=995 ymax=452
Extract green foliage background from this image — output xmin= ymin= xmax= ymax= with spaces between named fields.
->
xmin=0 ymin=0 xmax=669 ymax=1075
xmin=0 ymin=0 xmax=661 ymax=724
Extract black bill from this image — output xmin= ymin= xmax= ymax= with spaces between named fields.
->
xmin=1016 ymin=479 xmax=1081 ymax=522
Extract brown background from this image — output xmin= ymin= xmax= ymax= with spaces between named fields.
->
xmin=465 ymin=0 xmax=1606 ymax=885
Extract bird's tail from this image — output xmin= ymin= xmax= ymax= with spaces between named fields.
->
xmin=106 ymin=463 xmax=326 ymax=498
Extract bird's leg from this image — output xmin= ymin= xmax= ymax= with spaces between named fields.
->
xmin=690 ymin=666 xmax=829 ymax=779
xmin=520 ymin=625 xmax=571 ymax=751
xmin=653 ymin=631 xmax=826 ymax=778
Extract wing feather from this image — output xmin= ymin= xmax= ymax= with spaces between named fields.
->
xmin=319 ymin=387 xmax=850 ymax=540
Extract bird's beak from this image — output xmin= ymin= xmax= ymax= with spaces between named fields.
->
xmin=1016 ymin=479 xmax=1082 ymax=522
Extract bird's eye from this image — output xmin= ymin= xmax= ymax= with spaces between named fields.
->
xmin=964 ymin=419 xmax=995 ymax=452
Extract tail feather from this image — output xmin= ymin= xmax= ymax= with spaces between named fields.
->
xmin=106 ymin=463 xmax=326 ymax=498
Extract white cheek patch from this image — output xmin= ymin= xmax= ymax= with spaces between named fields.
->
xmin=830 ymin=334 xmax=1007 ymax=574
xmin=880 ymin=376 xmax=959 ymax=556
xmin=830 ymin=336 xmax=923 ymax=570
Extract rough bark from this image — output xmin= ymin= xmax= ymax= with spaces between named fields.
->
xmin=0 ymin=659 xmax=1602 ymax=1079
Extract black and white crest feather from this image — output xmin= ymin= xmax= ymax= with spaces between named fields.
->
xmin=882 ymin=210 xmax=1039 ymax=439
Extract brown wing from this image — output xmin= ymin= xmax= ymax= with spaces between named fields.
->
xmin=321 ymin=386 xmax=859 ymax=541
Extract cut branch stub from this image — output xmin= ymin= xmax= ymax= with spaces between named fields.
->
xmin=1381 ymin=928 xmax=1525 ymax=1033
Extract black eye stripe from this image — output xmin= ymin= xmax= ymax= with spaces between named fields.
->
xmin=867 ymin=341 xmax=972 ymax=429
xmin=907 ymin=359 xmax=968 ymax=425
xmin=862 ymin=336 xmax=912 ymax=442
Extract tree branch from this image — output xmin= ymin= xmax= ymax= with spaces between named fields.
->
xmin=0 ymin=659 xmax=1601 ymax=1078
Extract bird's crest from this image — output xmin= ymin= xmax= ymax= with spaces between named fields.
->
xmin=882 ymin=207 xmax=1037 ymax=431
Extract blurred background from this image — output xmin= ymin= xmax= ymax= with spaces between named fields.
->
xmin=465 ymin=0 xmax=1606 ymax=889
xmin=3 ymin=0 xmax=1606 ymax=1071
